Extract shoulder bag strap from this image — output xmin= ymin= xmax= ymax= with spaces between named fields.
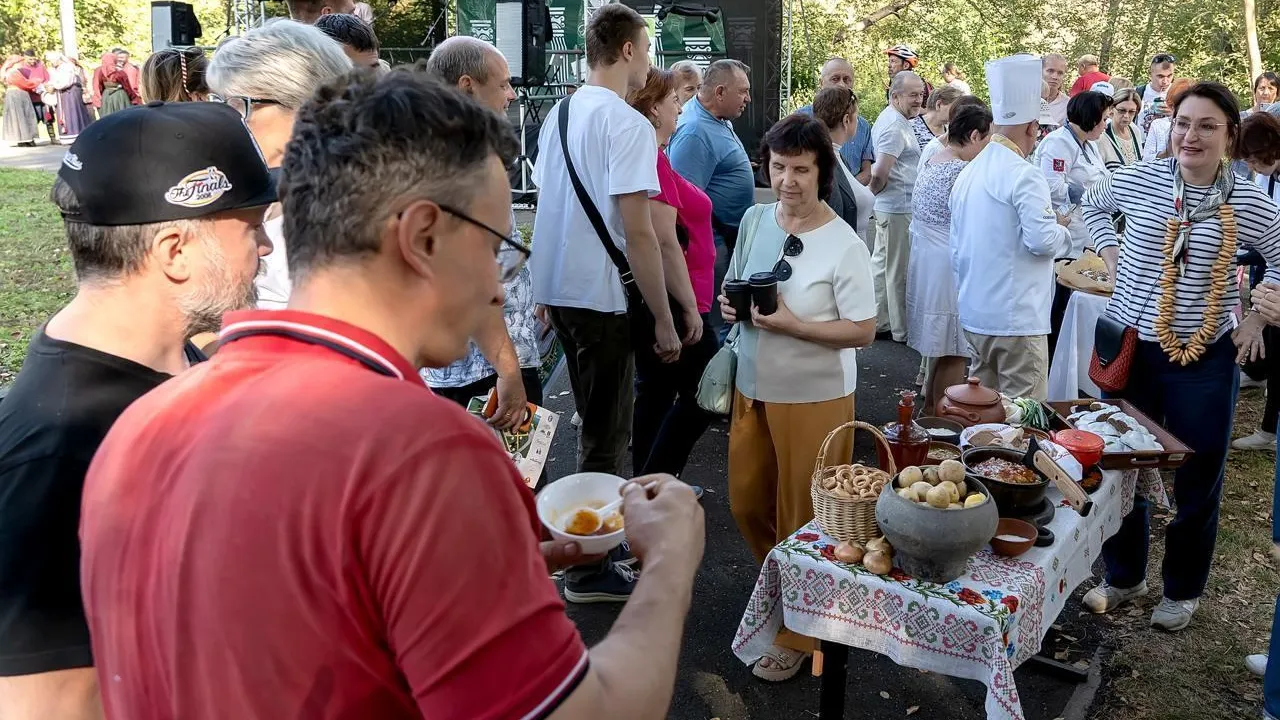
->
xmin=731 ymin=203 xmax=768 ymax=281
xmin=557 ymin=96 xmax=634 ymax=287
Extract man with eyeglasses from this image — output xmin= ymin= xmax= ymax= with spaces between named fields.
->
xmin=78 ymin=68 xmax=705 ymax=720
xmin=1137 ymin=53 xmax=1176 ymax=132
xmin=421 ymin=37 xmax=541 ymax=438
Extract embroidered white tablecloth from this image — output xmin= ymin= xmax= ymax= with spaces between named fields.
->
xmin=732 ymin=470 xmax=1136 ymax=720
xmin=1047 ymin=289 xmax=1110 ymax=400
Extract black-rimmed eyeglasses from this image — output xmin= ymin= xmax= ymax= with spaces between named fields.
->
xmin=209 ymin=94 xmax=282 ymax=123
xmin=772 ymin=234 xmax=805 ymax=281
xmin=400 ymin=203 xmax=529 ymax=282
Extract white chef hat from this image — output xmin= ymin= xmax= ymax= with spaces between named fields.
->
xmin=985 ymin=54 xmax=1043 ymax=125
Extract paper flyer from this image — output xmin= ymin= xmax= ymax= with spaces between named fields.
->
xmin=467 ymin=396 xmax=560 ymax=489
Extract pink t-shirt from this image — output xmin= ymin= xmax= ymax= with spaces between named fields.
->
xmin=654 ymin=150 xmax=716 ymax=313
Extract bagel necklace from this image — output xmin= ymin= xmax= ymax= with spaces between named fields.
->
xmin=1152 ymin=161 xmax=1236 ymax=366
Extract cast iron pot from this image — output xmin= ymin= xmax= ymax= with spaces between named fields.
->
xmin=961 ymin=446 xmax=1049 ymax=514
xmin=875 ymin=477 xmax=999 ymax=584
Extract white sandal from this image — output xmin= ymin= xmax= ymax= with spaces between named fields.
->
xmin=751 ymin=645 xmax=810 ymax=682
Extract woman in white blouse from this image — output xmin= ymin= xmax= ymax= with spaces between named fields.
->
xmin=906 ymin=98 xmax=991 ymax=408
xmin=720 ymin=113 xmax=877 ymax=682
xmin=1081 ymin=82 xmax=1280 ymax=633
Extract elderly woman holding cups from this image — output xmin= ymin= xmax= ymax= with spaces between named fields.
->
xmin=718 ymin=112 xmax=876 ymax=682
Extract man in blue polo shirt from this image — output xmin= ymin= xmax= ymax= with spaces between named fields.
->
xmin=668 ymin=58 xmax=755 ymax=338
xmin=798 ymin=57 xmax=874 ymax=184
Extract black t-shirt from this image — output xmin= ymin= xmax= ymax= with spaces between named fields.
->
xmin=0 ymin=330 xmax=202 ymax=675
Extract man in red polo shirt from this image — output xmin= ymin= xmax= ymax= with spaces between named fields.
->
xmin=80 ymin=71 xmax=705 ymax=719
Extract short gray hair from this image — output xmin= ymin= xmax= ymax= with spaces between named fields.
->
xmin=890 ymin=71 xmax=922 ymax=95
xmin=670 ymin=60 xmax=701 ymax=82
xmin=208 ymin=19 xmax=352 ymax=110
xmin=702 ymin=59 xmax=749 ymax=92
xmin=424 ymin=36 xmax=496 ymax=86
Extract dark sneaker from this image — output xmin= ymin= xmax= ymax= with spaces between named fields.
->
xmin=610 ymin=540 xmax=638 ymax=568
xmin=563 ymin=562 xmax=638 ymax=604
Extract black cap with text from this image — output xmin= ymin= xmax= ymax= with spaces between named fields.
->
xmin=57 ymin=101 xmax=277 ymax=227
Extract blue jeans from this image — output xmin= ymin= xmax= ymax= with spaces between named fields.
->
xmin=1100 ymin=337 xmax=1239 ymax=599
xmin=1265 ymin=451 xmax=1280 ymax=717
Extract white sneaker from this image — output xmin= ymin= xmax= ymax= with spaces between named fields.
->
xmin=1233 ymin=431 xmax=1277 ymax=451
xmin=1083 ymin=580 xmax=1148 ymax=613
xmin=1150 ymin=596 xmax=1200 ymax=631
xmin=570 ymin=412 xmax=582 ymax=427
xmin=1242 ymin=375 xmax=1267 ymax=390
xmin=1247 ymin=653 xmax=1268 ymax=677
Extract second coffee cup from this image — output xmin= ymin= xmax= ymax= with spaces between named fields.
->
xmin=723 ymin=279 xmax=753 ymax=322
xmin=748 ymin=271 xmax=779 ymax=316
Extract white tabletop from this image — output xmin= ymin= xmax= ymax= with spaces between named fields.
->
xmin=1048 ymin=290 xmax=1110 ymax=400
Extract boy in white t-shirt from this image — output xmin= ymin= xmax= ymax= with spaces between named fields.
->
xmin=530 ymin=4 xmax=696 ymax=603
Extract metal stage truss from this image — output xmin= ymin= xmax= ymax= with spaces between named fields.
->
xmin=227 ymin=0 xmax=267 ymax=36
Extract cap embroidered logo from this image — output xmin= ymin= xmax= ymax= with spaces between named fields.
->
xmin=62 ymin=152 xmax=82 ymax=171
xmin=165 ymin=167 xmax=234 ymax=208
xmin=1002 ymin=110 xmax=1016 ymax=119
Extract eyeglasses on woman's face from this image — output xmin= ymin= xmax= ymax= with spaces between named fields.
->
xmin=208 ymin=94 xmax=282 ymax=123
xmin=1171 ymin=117 xmax=1229 ymax=139
xmin=1114 ymin=104 xmax=1138 ymax=118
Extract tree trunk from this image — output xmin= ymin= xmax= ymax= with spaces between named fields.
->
xmin=1133 ymin=1 xmax=1158 ymax=80
xmin=1099 ymin=0 xmax=1123 ymax=70
xmin=850 ymin=0 xmax=916 ymax=32
xmin=1245 ymin=0 xmax=1263 ymax=83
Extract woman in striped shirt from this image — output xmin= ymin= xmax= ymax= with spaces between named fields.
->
xmin=1080 ymin=82 xmax=1280 ymax=632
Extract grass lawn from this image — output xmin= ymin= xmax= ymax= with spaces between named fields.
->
xmin=1092 ymin=391 xmax=1280 ymax=719
xmin=0 ymin=168 xmax=71 ymax=382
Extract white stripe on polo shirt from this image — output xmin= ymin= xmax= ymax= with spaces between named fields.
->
xmin=218 ymin=318 xmax=413 ymax=382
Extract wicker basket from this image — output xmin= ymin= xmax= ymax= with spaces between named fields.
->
xmin=810 ymin=420 xmax=897 ymax=545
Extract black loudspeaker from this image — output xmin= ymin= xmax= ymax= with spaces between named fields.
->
xmin=150 ymin=1 xmax=203 ymax=52
xmin=495 ymin=0 xmax=551 ymax=87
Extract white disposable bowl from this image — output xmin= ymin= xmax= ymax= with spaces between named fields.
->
xmin=536 ymin=472 xmax=628 ymax=555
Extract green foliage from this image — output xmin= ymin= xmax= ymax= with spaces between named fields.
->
xmin=790 ymin=0 xmax=1275 ymax=116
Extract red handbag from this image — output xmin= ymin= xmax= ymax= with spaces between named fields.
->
xmin=1088 ymin=314 xmax=1137 ymax=393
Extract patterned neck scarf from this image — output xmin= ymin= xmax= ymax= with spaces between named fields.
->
xmin=1169 ymin=159 xmax=1234 ymax=276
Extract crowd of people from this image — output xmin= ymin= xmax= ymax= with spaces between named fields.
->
xmin=4 ymin=0 xmax=1280 ymax=717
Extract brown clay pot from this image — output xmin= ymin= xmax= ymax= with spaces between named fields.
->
xmin=935 ymin=377 xmax=1007 ymax=428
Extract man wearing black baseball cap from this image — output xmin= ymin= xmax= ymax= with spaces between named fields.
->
xmin=0 ymin=101 xmax=273 ymax=720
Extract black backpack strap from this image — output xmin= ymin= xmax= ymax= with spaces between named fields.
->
xmin=557 ymin=96 xmax=634 ymax=288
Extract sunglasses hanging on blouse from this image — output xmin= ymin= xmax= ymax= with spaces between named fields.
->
xmin=772 ymin=234 xmax=805 ymax=281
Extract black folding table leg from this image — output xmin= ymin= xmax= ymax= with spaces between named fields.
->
xmin=818 ymin=640 xmax=849 ymax=718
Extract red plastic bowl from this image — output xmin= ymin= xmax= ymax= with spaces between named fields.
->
xmin=1052 ymin=429 xmax=1105 ymax=466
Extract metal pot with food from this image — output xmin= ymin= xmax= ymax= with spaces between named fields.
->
xmin=960 ymin=446 xmax=1048 ymax=514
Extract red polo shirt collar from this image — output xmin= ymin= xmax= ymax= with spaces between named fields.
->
xmin=217 ymin=309 xmax=424 ymax=385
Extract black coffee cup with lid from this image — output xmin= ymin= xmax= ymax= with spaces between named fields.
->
xmin=748 ymin=271 xmax=779 ymax=315
xmin=723 ymin=279 xmax=752 ymax=322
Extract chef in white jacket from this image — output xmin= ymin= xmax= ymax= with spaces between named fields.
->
xmin=950 ymin=54 xmax=1072 ymax=400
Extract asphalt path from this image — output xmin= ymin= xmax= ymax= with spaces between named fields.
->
xmin=540 ymin=338 xmax=1085 ymax=719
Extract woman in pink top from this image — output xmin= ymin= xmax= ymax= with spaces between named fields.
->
xmin=628 ymin=67 xmax=719 ymax=491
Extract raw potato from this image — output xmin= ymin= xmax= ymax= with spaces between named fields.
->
xmin=925 ymin=484 xmax=951 ymax=509
xmin=956 ymin=479 xmax=967 ymax=498
xmin=923 ymin=466 xmax=940 ymax=485
xmin=897 ymin=486 xmax=919 ymax=502
xmin=938 ymin=480 xmax=959 ymax=503
xmin=864 ymin=550 xmax=892 ymax=575
xmin=964 ymin=493 xmax=987 ymax=508
xmin=898 ymin=466 xmax=923 ymax=488
xmin=937 ymin=459 xmax=965 ymax=485
xmin=910 ymin=481 xmax=934 ymax=501
xmin=835 ymin=541 xmax=865 ymax=563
